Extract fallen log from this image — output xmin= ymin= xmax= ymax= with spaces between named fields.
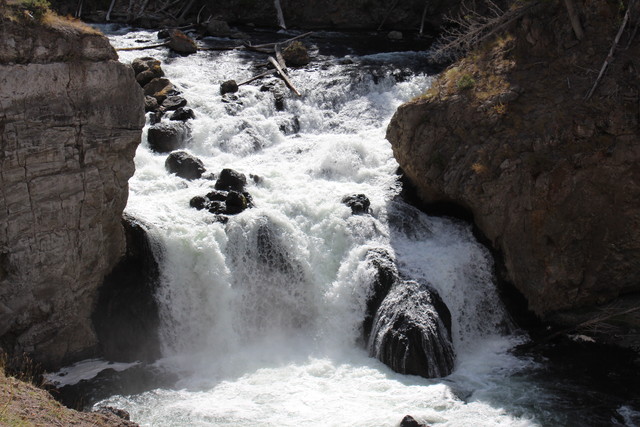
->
xmin=237 ymin=69 xmax=277 ymax=86
xmin=250 ymin=31 xmax=313 ymax=49
xmin=116 ymin=42 xmax=170 ymax=51
xmin=268 ymin=56 xmax=301 ymax=96
xmin=274 ymin=44 xmax=287 ymax=71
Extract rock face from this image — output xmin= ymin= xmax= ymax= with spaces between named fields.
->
xmin=0 ymin=18 xmax=145 ymax=368
xmin=92 ymin=216 xmax=161 ymax=363
xmin=387 ymin=1 xmax=640 ymax=322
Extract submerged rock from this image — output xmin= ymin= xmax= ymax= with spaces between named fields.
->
xmin=147 ymin=122 xmax=190 ymax=153
xmin=369 ymin=281 xmax=455 ymax=378
xmin=342 ymin=194 xmax=371 ymax=215
xmin=162 ymin=95 xmax=187 ymax=111
xmin=362 ymin=248 xmax=398 ymax=341
xmin=165 ymin=151 xmax=205 ymax=180
xmin=400 ymin=415 xmax=427 ymax=427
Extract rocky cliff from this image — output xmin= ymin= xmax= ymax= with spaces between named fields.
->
xmin=0 ymin=15 xmax=144 ymax=368
xmin=387 ymin=0 xmax=640 ymax=335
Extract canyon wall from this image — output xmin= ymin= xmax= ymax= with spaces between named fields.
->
xmin=0 ymin=16 xmax=144 ymax=368
xmin=387 ymin=0 xmax=640 ymax=332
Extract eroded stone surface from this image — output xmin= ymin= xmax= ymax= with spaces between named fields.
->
xmin=0 ymin=19 xmax=144 ymax=368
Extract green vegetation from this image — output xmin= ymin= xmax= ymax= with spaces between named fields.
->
xmin=20 ymin=0 xmax=50 ymax=20
xmin=456 ymin=73 xmax=476 ymax=90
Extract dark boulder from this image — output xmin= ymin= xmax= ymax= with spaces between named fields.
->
xmin=167 ymin=29 xmax=197 ymax=54
xmin=162 ymin=95 xmax=187 ymax=111
xmin=190 ymin=196 xmax=207 ymax=210
xmin=170 ymin=107 xmax=195 ymax=121
xmin=207 ymin=201 xmax=226 ymax=215
xmin=149 ymin=111 xmax=163 ymax=125
xmin=215 ymin=168 xmax=247 ymax=192
xmin=225 ymin=191 xmax=248 ymax=214
xmin=157 ymin=29 xmax=170 ymax=39
xmin=165 ymin=151 xmax=205 ymax=180
xmin=220 ymin=79 xmax=239 ymax=95
xmin=362 ymin=248 xmax=398 ymax=341
xmin=282 ymin=41 xmax=310 ymax=66
xmin=342 ymin=194 xmax=371 ymax=214
xmin=368 ymin=281 xmax=455 ymax=378
xmin=92 ymin=216 xmax=161 ymax=364
xmin=143 ymin=77 xmax=174 ymax=104
xmin=147 ymin=122 xmax=190 ymax=153
xmin=56 ymin=364 xmax=177 ymax=411
xmin=400 ymin=415 xmax=427 ymax=427
xmin=205 ymin=19 xmax=232 ymax=37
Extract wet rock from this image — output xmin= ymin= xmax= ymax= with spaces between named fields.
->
xmin=190 ymin=196 xmax=207 ymax=210
xmin=165 ymin=151 xmax=205 ymax=180
xmin=205 ymin=190 xmax=228 ymax=202
xmin=369 ymin=281 xmax=455 ymax=378
xmin=400 ymin=415 xmax=426 ymax=427
xmin=362 ymin=248 xmax=398 ymax=341
xmin=282 ymin=41 xmax=310 ymax=66
xmin=143 ymin=77 xmax=174 ymax=104
xmin=92 ymin=216 xmax=161 ymax=363
xmin=274 ymin=90 xmax=285 ymax=111
xmin=56 ymin=364 xmax=177 ymax=410
xmin=162 ymin=95 xmax=187 ymax=111
xmin=157 ymin=29 xmax=170 ymax=39
xmin=147 ymin=122 xmax=190 ymax=153
xmin=207 ymin=201 xmax=226 ymax=214
xmin=167 ymin=29 xmax=197 ymax=54
xmin=170 ymin=106 xmax=195 ymax=121
xmin=225 ymin=191 xmax=248 ymax=214
xmin=220 ymin=79 xmax=239 ymax=95
xmin=215 ymin=168 xmax=247 ymax=192
xmin=148 ymin=111 xmax=163 ymax=125
xmin=388 ymin=30 xmax=403 ymax=40
xmin=342 ymin=194 xmax=371 ymax=215
xmin=144 ymin=95 xmax=159 ymax=112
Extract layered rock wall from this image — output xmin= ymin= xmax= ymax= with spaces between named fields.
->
xmin=387 ymin=0 xmax=640 ymax=321
xmin=0 ymin=18 xmax=144 ymax=368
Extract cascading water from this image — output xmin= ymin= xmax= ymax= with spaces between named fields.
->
xmin=70 ymin=26 xmax=640 ymax=427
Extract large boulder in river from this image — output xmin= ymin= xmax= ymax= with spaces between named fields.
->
xmin=132 ymin=57 xmax=164 ymax=87
xmin=167 ymin=29 xmax=197 ymax=54
xmin=165 ymin=151 xmax=205 ymax=180
xmin=369 ymin=280 xmax=455 ymax=378
xmin=147 ymin=122 xmax=190 ymax=153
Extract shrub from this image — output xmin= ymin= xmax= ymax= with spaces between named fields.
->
xmin=456 ymin=73 xmax=476 ymax=90
xmin=21 ymin=0 xmax=50 ymax=20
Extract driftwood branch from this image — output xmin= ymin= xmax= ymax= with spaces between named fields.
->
xmin=563 ymin=0 xmax=584 ymax=40
xmin=250 ymin=32 xmax=313 ymax=50
xmin=419 ymin=0 xmax=429 ymax=36
xmin=237 ymin=69 xmax=278 ymax=86
xmin=585 ymin=0 xmax=634 ymax=100
xmin=268 ymin=56 xmax=301 ymax=96
xmin=116 ymin=41 xmax=169 ymax=51
xmin=274 ymin=43 xmax=287 ymax=70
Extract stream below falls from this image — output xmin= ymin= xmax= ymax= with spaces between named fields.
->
xmin=52 ymin=26 xmax=640 ymax=427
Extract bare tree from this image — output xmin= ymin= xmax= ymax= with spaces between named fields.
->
xmin=431 ymin=0 xmax=541 ymax=61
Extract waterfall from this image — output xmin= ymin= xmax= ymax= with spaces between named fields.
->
xmin=84 ymin=27 xmax=569 ymax=426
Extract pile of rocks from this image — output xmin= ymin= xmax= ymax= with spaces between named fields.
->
xmin=131 ymin=56 xmax=195 ymax=153
xmin=190 ymin=169 xmax=255 ymax=222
